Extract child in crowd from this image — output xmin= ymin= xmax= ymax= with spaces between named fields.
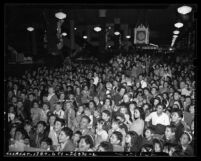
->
xmin=53 ymin=103 xmax=64 ymax=119
xmin=72 ymin=131 xmax=82 ymax=149
xmin=109 ymin=131 xmax=124 ymax=152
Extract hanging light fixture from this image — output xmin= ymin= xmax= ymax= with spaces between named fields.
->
xmin=174 ymin=22 xmax=184 ymax=28
xmin=62 ymin=32 xmax=67 ymax=36
xmin=74 ymin=27 xmax=77 ymax=30
xmin=94 ymin=26 xmax=102 ymax=32
xmin=55 ymin=12 xmax=66 ymax=20
xmin=177 ymin=5 xmax=192 ymax=15
xmin=114 ymin=31 xmax=120 ymax=36
xmin=173 ymin=35 xmax=178 ymax=38
xmin=173 ymin=30 xmax=180 ymax=35
xmin=27 ymin=27 xmax=34 ymax=32
xmin=83 ymin=35 xmax=87 ymax=39
xmin=126 ymin=35 xmax=131 ymax=39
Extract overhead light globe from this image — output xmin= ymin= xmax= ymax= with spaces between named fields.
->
xmin=177 ymin=5 xmax=192 ymax=15
xmin=55 ymin=12 xmax=66 ymax=20
xmin=83 ymin=35 xmax=87 ymax=39
xmin=74 ymin=27 xmax=77 ymax=30
xmin=126 ymin=35 xmax=131 ymax=39
xmin=62 ymin=32 xmax=67 ymax=36
xmin=114 ymin=31 xmax=120 ymax=36
xmin=174 ymin=22 xmax=184 ymax=28
xmin=173 ymin=35 xmax=178 ymax=38
xmin=94 ymin=26 xmax=102 ymax=32
xmin=173 ymin=30 xmax=180 ymax=35
xmin=27 ymin=27 xmax=34 ymax=32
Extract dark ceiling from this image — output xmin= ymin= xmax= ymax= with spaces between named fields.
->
xmin=5 ymin=3 xmax=196 ymax=51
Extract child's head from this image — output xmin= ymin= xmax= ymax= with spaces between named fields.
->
xmin=120 ymin=106 xmax=128 ymax=115
xmin=171 ymin=109 xmax=183 ymax=124
xmin=116 ymin=113 xmax=125 ymax=123
xmin=36 ymin=121 xmax=47 ymax=134
xmin=110 ymin=131 xmax=123 ymax=145
xmin=43 ymin=103 xmax=50 ymax=111
xmin=156 ymin=104 xmax=165 ymax=115
xmin=97 ymin=119 xmax=105 ymax=130
xmin=153 ymin=139 xmax=164 ymax=152
xmin=165 ymin=125 xmax=176 ymax=139
xmin=102 ymin=110 xmax=111 ymax=121
xmin=78 ymin=105 xmax=84 ymax=114
xmin=54 ymin=118 xmax=65 ymax=132
xmin=180 ymin=131 xmax=192 ymax=146
xmin=84 ymin=107 xmax=91 ymax=116
xmin=55 ymin=103 xmax=62 ymax=111
xmin=72 ymin=131 xmax=82 ymax=143
xmin=111 ymin=119 xmax=121 ymax=130
xmin=48 ymin=114 xmax=56 ymax=126
xmin=141 ymin=144 xmax=153 ymax=153
xmin=125 ymin=131 xmax=139 ymax=146
xmin=97 ymin=141 xmax=113 ymax=152
xmin=14 ymin=128 xmax=26 ymax=141
xmin=24 ymin=120 xmax=32 ymax=133
xmin=129 ymin=102 xmax=137 ymax=112
xmin=144 ymin=127 xmax=155 ymax=139
xmin=40 ymin=138 xmax=52 ymax=150
xmin=80 ymin=115 xmax=91 ymax=129
xmin=78 ymin=135 xmax=94 ymax=151
xmin=58 ymin=127 xmax=73 ymax=144
xmin=134 ymin=107 xmax=145 ymax=120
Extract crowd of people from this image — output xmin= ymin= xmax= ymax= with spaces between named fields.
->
xmin=6 ymin=51 xmax=195 ymax=156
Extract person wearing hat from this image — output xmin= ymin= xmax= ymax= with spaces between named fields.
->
xmin=174 ymin=131 xmax=194 ymax=156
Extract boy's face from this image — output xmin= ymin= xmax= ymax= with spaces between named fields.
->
xmin=55 ymin=104 xmax=61 ymax=111
xmin=58 ymin=131 xmax=68 ymax=143
xmin=110 ymin=134 xmax=119 ymax=145
xmin=102 ymin=113 xmax=109 ymax=121
xmin=112 ymin=122 xmax=118 ymax=130
xmin=171 ymin=112 xmax=180 ymax=123
xmin=157 ymin=105 xmax=163 ymax=115
xmin=54 ymin=121 xmax=62 ymax=132
xmin=154 ymin=143 xmax=161 ymax=152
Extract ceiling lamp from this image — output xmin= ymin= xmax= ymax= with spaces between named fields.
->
xmin=74 ymin=27 xmax=77 ymax=30
xmin=114 ymin=31 xmax=120 ymax=36
xmin=62 ymin=32 xmax=67 ymax=36
xmin=27 ymin=27 xmax=34 ymax=32
xmin=94 ymin=26 xmax=102 ymax=32
xmin=174 ymin=22 xmax=184 ymax=28
xmin=55 ymin=12 xmax=66 ymax=20
xmin=173 ymin=35 xmax=178 ymax=38
xmin=83 ymin=35 xmax=87 ymax=39
xmin=177 ymin=5 xmax=192 ymax=15
xmin=173 ymin=30 xmax=180 ymax=35
xmin=126 ymin=35 xmax=131 ymax=39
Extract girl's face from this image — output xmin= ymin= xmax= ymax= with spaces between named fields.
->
xmin=65 ymin=103 xmax=71 ymax=110
xmin=24 ymin=124 xmax=31 ymax=133
xmin=97 ymin=122 xmax=103 ymax=130
xmin=123 ymin=95 xmax=129 ymax=103
xmin=154 ymin=143 xmax=161 ymax=152
xmin=134 ymin=109 xmax=140 ymax=119
xmin=37 ymin=123 xmax=45 ymax=134
xmin=165 ymin=128 xmax=172 ymax=138
xmin=58 ymin=131 xmax=68 ymax=143
xmin=180 ymin=134 xmax=190 ymax=146
xmin=49 ymin=116 xmax=56 ymax=126
xmin=112 ymin=122 xmax=118 ymax=130
xmin=125 ymin=134 xmax=131 ymax=144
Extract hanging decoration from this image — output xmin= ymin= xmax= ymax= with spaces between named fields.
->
xmin=56 ymin=19 xmax=65 ymax=50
